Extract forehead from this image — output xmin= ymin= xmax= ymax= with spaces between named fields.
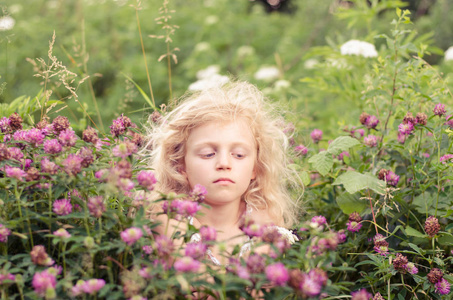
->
xmin=186 ymin=119 xmax=256 ymax=148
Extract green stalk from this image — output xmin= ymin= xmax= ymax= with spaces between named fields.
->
xmin=135 ymin=2 xmax=155 ymax=107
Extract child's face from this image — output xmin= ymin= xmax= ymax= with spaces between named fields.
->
xmin=182 ymin=119 xmax=257 ymax=207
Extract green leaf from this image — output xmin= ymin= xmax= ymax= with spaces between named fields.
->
xmin=404 ymin=226 xmax=427 ymax=238
xmin=327 ymin=136 xmax=360 ymax=156
xmin=407 ymin=243 xmax=425 ymax=256
xmin=308 ymin=151 xmax=333 ymax=176
xmin=121 ymin=73 xmax=157 ymax=111
xmin=300 ymin=171 xmax=310 ymax=186
xmin=332 ymin=171 xmax=385 ymax=194
xmin=336 ymin=193 xmax=368 ymax=214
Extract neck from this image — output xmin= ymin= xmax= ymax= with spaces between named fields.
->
xmin=197 ymin=201 xmax=246 ymax=232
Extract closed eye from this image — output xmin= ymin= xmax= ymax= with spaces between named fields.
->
xmin=233 ymin=153 xmax=246 ymax=159
xmin=200 ymin=153 xmax=215 ymax=158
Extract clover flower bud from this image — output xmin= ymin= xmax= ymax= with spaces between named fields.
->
xmin=82 ymin=126 xmax=99 ymax=144
xmin=36 ymin=119 xmax=49 ymax=130
xmin=154 ymin=235 xmax=175 ymax=259
xmin=53 ymin=228 xmax=71 ymax=239
xmin=310 ymin=129 xmax=323 ymax=143
xmin=81 ymin=279 xmax=105 ymax=295
xmin=373 ymin=292 xmax=385 ymax=300
xmin=41 ymin=158 xmax=59 ymax=175
xmin=364 ymin=115 xmax=379 ymax=129
xmin=0 ymin=224 xmax=11 ymax=243
xmin=398 ymin=122 xmax=414 ymax=135
xmin=265 ymin=263 xmax=289 ymax=286
xmin=0 ymin=143 xmax=10 ymax=161
xmin=364 ymin=134 xmax=378 ymax=147
xmin=184 ymin=242 xmax=207 ymax=259
xmin=424 ymin=216 xmax=440 ymax=237
xmin=359 ymin=112 xmax=369 ymax=125
xmin=30 ymin=245 xmax=54 ymax=266
xmin=246 ymin=254 xmax=266 ymax=274
xmin=53 ymin=199 xmax=72 ymax=216
xmin=43 ymin=139 xmax=62 ymax=154
xmin=403 ymin=112 xmax=416 ymax=125
xmin=440 ymin=154 xmax=453 ymax=164
xmin=295 ymin=144 xmax=308 ymax=156
xmin=51 ymin=116 xmax=70 ymax=134
xmin=32 ymin=269 xmax=57 ymax=297
xmin=434 ymin=278 xmax=451 ymax=295
xmin=174 ymin=256 xmax=201 ymax=273
xmin=9 ymin=112 xmax=23 ymax=131
xmin=406 ymin=262 xmax=418 ymax=274
xmin=58 ymin=128 xmax=77 ymax=147
xmin=416 ymin=112 xmax=427 ymax=125
xmin=190 ymin=184 xmax=207 ymax=203
xmin=62 ymin=154 xmax=83 ymax=176
xmin=26 ymin=167 xmax=40 ymax=182
xmin=427 ymin=268 xmax=444 ymax=284
xmin=385 ymin=171 xmax=399 ymax=186
xmin=137 ymin=170 xmax=157 ymax=191
xmin=392 ymin=253 xmax=408 ymax=273
xmin=199 ymin=226 xmax=217 ymax=242
xmin=87 ymin=196 xmax=106 ymax=218
xmin=0 ymin=117 xmax=11 ymax=133
xmin=0 ymin=273 xmax=15 ymax=285
xmin=110 ymin=114 xmax=132 ymax=137
xmin=433 ymin=103 xmax=446 ymax=116
xmin=351 ymin=289 xmax=372 ymax=300
xmin=112 ymin=141 xmax=137 ymax=158
xmin=78 ymin=147 xmax=94 ymax=168
xmin=5 ymin=165 xmax=26 ymax=181
xmin=121 ymin=227 xmax=143 ymax=246
xmin=445 ymin=115 xmax=453 ymax=128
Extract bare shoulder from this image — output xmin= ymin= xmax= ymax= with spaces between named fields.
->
xmin=249 ymin=208 xmax=274 ymax=225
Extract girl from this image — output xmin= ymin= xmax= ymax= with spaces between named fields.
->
xmin=142 ymin=80 xmax=301 ymax=265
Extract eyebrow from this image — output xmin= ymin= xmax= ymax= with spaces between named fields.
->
xmin=191 ymin=141 xmax=255 ymax=150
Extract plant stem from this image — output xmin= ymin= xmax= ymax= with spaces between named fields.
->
xmin=135 ymin=3 xmax=155 ymax=108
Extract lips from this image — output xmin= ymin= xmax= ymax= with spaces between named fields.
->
xmin=213 ymin=178 xmax=234 ymax=183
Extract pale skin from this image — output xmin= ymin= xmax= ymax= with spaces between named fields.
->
xmin=154 ymin=119 xmax=274 ymax=262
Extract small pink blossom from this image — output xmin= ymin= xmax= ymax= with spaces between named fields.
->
xmin=5 ymin=165 xmax=26 ymax=181
xmin=363 ymin=134 xmax=378 ymax=147
xmin=43 ymin=139 xmax=62 ymax=154
xmin=433 ymin=103 xmax=446 ymax=116
xmin=82 ymin=279 xmax=105 ymax=295
xmin=87 ymin=196 xmax=106 ymax=218
xmin=53 ymin=199 xmax=72 ymax=216
xmin=310 ymin=129 xmax=323 ymax=143
xmin=295 ymin=144 xmax=308 ymax=156
xmin=398 ymin=122 xmax=414 ymax=135
xmin=121 ymin=227 xmax=143 ymax=246
xmin=137 ymin=170 xmax=157 ymax=191
xmin=32 ymin=269 xmax=57 ymax=297
xmin=62 ymin=154 xmax=83 ymax=176
xmin=434 ymin=278 xmax=451 ymax=295
xmin=174 ymin=256 xmax=201 ymax=273
xmin=0 ymin=224 xmax=11 ymax=243
xmin=112 ymin=141 xmax=137 ymax=158
xmin=0 ymin=273 xmax=15 ymax=285
xmin=190 ymin=184 xmax=207 ymax=202
xmin=58 ymin=128 xmax=77 ymax=147
xmin=440 ymin=154 xmax=453 ymax=164
xmin=265 ymin=262 xmax=289 ymax=286
xmin=351 ymin=288 xmax=372 ymax=300
xmin=199 ymin=226 xmax=217 ymax=242
xmin=53 ymin=228 xmax=71 ymax=239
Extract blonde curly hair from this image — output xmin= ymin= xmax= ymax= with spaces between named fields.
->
xmin=141 ymin=81 xmax=301 ymax=227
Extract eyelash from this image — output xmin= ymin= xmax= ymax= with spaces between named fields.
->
xmin=200 ymin=153 xmax=246 ymax=159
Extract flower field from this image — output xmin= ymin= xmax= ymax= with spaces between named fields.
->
xmin=1 ymin=0 xmax=453 ymax=299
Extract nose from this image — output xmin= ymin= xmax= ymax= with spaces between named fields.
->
xmin=215 ymin=151 xmax=231 ymax=170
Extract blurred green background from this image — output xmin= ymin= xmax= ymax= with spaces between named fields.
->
xmin=0 ymin=0 xmax=452 ymax=136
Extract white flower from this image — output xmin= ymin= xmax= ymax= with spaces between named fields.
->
xmin=304 ymin=58 xmax=319 ymax=69
xmin=340 ymin=39 xmax=378 ymax=58
xmin=274 ymin=79 xmax=291 ymax=91
xmin=205 ymin=15 xmax=219 ymax=25
xmin=275 ymin=226 xmax=299 ymax=244
xmin=236 ymin=45 xmax=255 ymax=58
xmin=254 ymin=66 xmax=280 ymax=81
xmin=194 ymin=42 xmax=211 ymax=53
xmin=445 ymin=46 xmax=453 ymax=61
xmin=0 ymin=16 xmax=15 ymax=31
xmin=196 ymin=65 xmax=220 ymax=80
xmin=188 ymin=74 xmax=229 ymax=91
